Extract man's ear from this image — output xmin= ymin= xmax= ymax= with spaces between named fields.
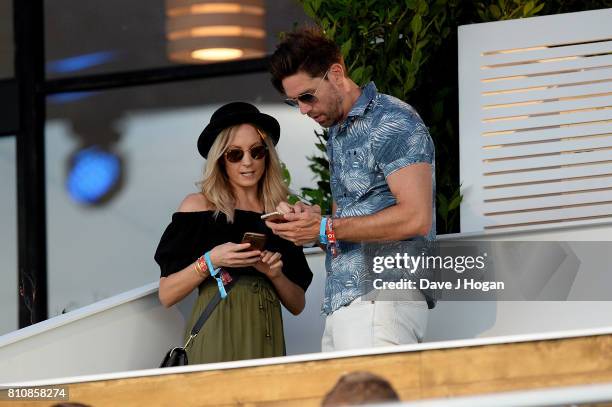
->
xmin=329 ymin=63 xmax=345 ymax=85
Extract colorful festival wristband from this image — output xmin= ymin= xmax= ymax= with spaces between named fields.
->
xmin=319 ymin=217 xmax=329 ymax=245
xmin=326 ymin=217 xmax=339 ymax=256
xmin=326 ymin=217 xmax=336 ymax=244
xmin=204 ymin=251 xmax=227 ymax=299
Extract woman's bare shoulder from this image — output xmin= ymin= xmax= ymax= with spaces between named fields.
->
xmin=177 ymin=193 xmax=211 ymax=212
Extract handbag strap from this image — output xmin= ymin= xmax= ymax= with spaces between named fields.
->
xmin=183 ymin=274 xmax=240 ymax=349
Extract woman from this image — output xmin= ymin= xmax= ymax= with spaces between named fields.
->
xmin=154 ymin=102 xmax=313 ymax=363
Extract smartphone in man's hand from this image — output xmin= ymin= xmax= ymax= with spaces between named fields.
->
xmin=261 ymin=211 xmax=288 ymax=223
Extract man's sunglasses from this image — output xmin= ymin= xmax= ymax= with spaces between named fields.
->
xmin=284 ymin=69 xmax=330 ymax=108
xmin=224 ymin=144 xmax=268 ymax=163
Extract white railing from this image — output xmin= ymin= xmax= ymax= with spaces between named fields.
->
xmin=1 ymin=221 xmax=611 ymax=383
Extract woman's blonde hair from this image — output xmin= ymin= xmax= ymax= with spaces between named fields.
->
xmin=198 ymin=123 xmax=289 ymax=222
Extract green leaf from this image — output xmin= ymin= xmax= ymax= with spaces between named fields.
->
xmin=410 ymin=14 xmax=423 ymax=34
xmin=489 ymin=4 xmax=501 ymax=19
xmin=351 ymin=65 xmax=365 ymax=84
xmin=340 ymin=38 xmax=352 ymax=59
xmin=280 ymin=162 xmax=291 ymax=186
xmin=532 ymin=2 xmax=544 ymax=14
xmin=448 ymin=194 xmax=462 ymax=211
xmin=302 ymin=2 xmax=315 ymax=18
xmin=404 ymin=74 xmax=416 ymax=93
xmin=416 ymin=38 xmax=429 ymax=50
xmin=405 ymin=0 xmax=418 ymax=10
xmin=418 ymin=0 xmax=429 ymax=15
xmin=523 ymin=1 xmax=534 ymax=15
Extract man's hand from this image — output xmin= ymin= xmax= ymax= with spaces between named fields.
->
xmin=276 ymin=201 xmax=321 ymax=216
xmin=266 ymin=209 xmax=322 ymax=246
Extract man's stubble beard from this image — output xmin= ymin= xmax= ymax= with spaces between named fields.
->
xmin=323 ymin=90 xmax=344 ymax=128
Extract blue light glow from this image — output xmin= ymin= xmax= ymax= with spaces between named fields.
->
xmin=48 ymin=91 xmax=97 ymax=104
xmin=47 ymin=51 xmax=118 ymax=74
xmin=67 ymin=147 xmax=120 ymax=204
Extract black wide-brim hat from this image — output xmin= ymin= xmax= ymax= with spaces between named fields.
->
xmin=198 ymin=102 xmax=280 ymax=158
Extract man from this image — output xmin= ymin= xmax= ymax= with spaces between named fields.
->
xmin=267 ymin=27 xmax=436 ymax=351
xmin=321 ymin=371 xmax=400 ymax=406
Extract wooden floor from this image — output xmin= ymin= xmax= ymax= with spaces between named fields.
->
xmin=3 ymin=333 xmax=611 ymax=406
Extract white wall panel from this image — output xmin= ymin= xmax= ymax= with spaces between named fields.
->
xmin=484 ymin=174 xmax=612 ymax=199
xmin=482 ymin=69 xmax=612 ymax=92
xmin=481 ymin=55 xmax=612 ymax=80
xmin=459 ymin=8 xmax=612 ymax=232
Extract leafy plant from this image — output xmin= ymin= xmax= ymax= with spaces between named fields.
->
xmin=296 ymin=0 xmax=611 ymax=233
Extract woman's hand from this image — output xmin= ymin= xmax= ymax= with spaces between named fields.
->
xmin=253 ymin=251 xmax=283 ymax=280
xmin=209 ymin=242 xmax=261 ymax=268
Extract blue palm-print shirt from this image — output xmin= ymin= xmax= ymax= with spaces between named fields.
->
xmin=323 ymin=82 xmax=436 ymax=315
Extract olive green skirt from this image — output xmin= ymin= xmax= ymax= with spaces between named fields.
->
xmin=184 ymin=274 xmax=285 ymax=364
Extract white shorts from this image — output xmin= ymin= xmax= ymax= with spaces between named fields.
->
xmin=321 ymin=297 xmax=428 ymax=352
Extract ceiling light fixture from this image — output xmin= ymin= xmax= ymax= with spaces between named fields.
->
xmin=165 ymin=0 xmax=266 ymax=63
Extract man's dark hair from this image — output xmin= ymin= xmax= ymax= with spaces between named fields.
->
xmin=321 ymin=371 xmax=400 ymax=406
xmin=269 ymin=26 xmax=344 ymax=94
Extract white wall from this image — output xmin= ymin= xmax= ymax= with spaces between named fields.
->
xmin=426 ymin=221 xmax=612 ymax=341
xmin=0 ymin=283 xmax=183 ymax=383
xmin=0 ymin=137 xmax=17 ymax=336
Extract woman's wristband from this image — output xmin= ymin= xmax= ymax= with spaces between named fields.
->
xmin=193 ymin=256 xmax=208 ymax=278
xmin=204 ymin=251 xmax=219 ymax=277
xmin=204 ymin=250 xmax=228 ymax=299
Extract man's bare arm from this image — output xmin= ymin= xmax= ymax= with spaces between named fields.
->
xmin=267 ymin=163 xmax=432 ymax=244
xmin=334 ymin=163 xmax=432 ymax=241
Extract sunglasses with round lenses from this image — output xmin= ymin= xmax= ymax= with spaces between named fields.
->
xmin=224 ymin=144 xmax=268 ymax=163
xmin=284 ymin=69 xmax=330 ymax=108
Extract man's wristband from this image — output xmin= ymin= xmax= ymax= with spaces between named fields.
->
xmin=319 ymin=217 xmax=329 ymax=245
xmin=326 ymin=217 xmax=337 ymax=245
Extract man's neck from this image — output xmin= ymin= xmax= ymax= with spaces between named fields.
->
xmin=339 ymin=80 xmax=363 ymax=123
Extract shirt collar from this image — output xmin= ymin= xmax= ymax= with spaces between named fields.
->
xmin=347 ymin=81 xmax=377 ymax=118
xmin=331 ymin=82 xmax=377 ymax=135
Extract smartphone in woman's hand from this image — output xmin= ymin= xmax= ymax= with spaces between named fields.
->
xmin=241 ymin=232 xmax=267 ymax=251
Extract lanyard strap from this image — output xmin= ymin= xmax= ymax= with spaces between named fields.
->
xmin=204 ymin=251 xmax=227 ymax=299
xmin=184 ymin=274 xmax=240 ymax=348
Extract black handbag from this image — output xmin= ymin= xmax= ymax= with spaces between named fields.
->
xmin=159 ymin=275 xmax=239 ymax=368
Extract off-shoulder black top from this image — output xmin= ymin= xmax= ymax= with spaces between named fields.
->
xmin=154 ymin=210 xmax=313 ymax=292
